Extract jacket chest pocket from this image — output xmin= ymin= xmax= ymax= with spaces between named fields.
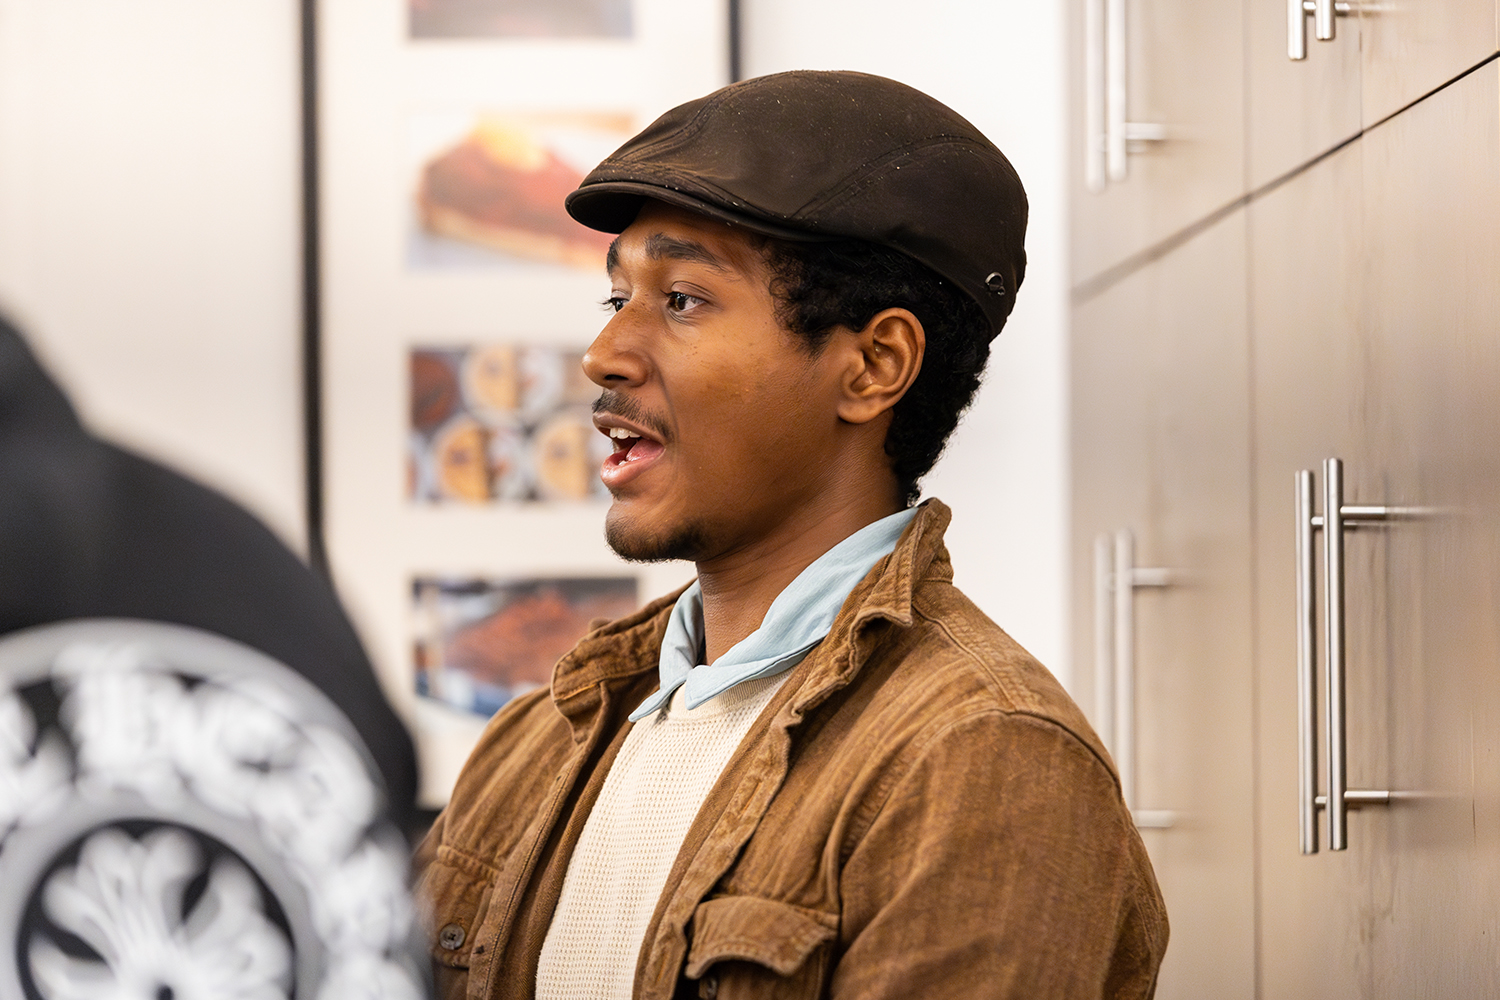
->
xmin=418 ymin=847 xmax=497 ymax=996
xmin=682 ymin=896 xmax=838 ymax=1000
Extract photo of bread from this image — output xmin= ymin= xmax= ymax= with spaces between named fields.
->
xmin=410 ymin=113 xmax=631 ymax=270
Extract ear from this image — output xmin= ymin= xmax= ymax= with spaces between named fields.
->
xmin=836 ymin=308 xmax=925 ymax=425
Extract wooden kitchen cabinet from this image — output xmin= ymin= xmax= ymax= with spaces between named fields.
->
xmin=1250 ymin=61 xmax=1500 ymax=999
xmin=1069 ymin=0 xmax=1246 ymax=284
xmin=1354 ymin=61 xmax=1500 ymax=993
xmin=1072 ymin=3 xmax=1500 ymax=994
xmin=1247 ymin=105 xmax=1375 ymax=1000
xmin=1359 ymin=0 xmax=1499 ymax=129
xmin=1247 ymin=0 xmax=1499 ymax=190
xmin=1246 ymin=0 xmax=1362 ymax=189
xmin=1071 ymin=215 xmax=1256 ymax=1000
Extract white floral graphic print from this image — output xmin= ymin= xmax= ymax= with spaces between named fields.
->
xmin=28 ymin=826 xmax=293 ymax=1000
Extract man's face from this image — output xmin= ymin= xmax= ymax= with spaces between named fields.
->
xmin=584 ymin=202 xmax=851 ymax=565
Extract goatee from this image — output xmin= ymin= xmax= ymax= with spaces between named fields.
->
xmin=605 ymin=511 xmax=710 ymax=563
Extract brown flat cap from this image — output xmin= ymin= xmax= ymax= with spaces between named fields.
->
xmin=565 ymin=70 xmax=1028 ymax=340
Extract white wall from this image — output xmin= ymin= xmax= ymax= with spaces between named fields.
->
xmin=0 ymin=0 xmax=306 ymax=551
xmin=743 ymin=0 xmax=1073 ymax=685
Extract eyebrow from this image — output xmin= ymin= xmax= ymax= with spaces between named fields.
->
xmin=605 ymin=233 xmax=736 ymax=276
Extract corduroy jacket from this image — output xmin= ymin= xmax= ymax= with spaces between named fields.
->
xmin=415 ymin=500 xmax=1167 ymax=999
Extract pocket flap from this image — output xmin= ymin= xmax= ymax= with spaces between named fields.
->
xmin=685 ymin=896 xmax=838 ymax=978
xmin=418 ymin=846 xmax=496 ymax=970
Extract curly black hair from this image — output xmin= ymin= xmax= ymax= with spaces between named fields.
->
xmin=757 ymin=239 xmax=994 ymax=507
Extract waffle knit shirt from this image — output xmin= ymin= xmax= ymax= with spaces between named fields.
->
xmin=534 ymin=508 xmax=917 ymax=999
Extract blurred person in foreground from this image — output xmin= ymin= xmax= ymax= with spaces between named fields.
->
xmin=416 ymin=71 xmax=1167 ymax=999
xmin=1 ymin=314 xmax=427 ymax=997
xmin=0 ymin=314 xmax=418 ymax=829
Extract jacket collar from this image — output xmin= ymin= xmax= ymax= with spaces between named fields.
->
xmin=548 ymin=499 xmax=954 ymax=734
xmin=787 ymin=498 xmax=952 ymax=717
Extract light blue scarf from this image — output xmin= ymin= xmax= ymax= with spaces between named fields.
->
xmin=628 ymin=507 xmax=918 ymax=721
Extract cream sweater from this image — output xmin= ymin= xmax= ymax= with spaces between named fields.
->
xmin=534 ymin=671 xmax=789 ymax=999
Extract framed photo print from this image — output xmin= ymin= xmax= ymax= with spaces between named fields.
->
xmin=316 ymin=0 xmax=728 ymax=804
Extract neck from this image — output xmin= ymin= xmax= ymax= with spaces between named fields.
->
xmin=694 ymin=490 xmax=903 ymax=664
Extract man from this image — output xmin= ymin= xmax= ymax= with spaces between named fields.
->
xmin=417 ymin=71 xmax=1167 ymax=999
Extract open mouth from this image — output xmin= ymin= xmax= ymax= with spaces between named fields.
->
xmin=606 ymin=425 xmax=664 ymax=462
xmin=599 ymin=423 xmax=665 ymax=487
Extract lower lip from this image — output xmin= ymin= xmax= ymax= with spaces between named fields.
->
xmin=599 ymin=437 xmax=665 ymax=490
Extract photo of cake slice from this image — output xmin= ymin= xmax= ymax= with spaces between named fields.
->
xmin=416 ymin=117 xmax=616 ymax=269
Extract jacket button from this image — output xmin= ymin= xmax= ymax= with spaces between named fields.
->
xmin=438 ymin=923 xmax=466 ymax=950
xmin=700 ymin=974 xmax=719 ymax=999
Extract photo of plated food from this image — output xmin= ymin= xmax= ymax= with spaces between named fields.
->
xmin=409 ymin=343 xmax=607 ymax=503
xmin=409 ymin=112 xmax=631 ymax=270
xmin=412 ymin=575 xmax=637 ymax=716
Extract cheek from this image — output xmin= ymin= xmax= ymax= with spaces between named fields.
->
xmin=718 ymin=363 xmax=808 ymax=422
xmin=716 ymin=370 xmax=833 ymax=466
xmin=666 ymin=333 xmax=838 ymax=471
xmin=762 ymin=352 xmax=841 ymax=423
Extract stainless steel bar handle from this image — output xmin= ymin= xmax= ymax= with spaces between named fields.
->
xmin=1093 ymin=534 xmax=1115 ymax=749
xmin=1104 ymin=0 xmax=1130 ymax=180
xmin=1288 ymin=0 xmax=1309 ymax=59
xmin=1322 ymin=458 xmax=1349 ymax=850
xmin=1088 ymin=0 xmax=1164 ymax=187
xmin=1315 ymin=0 xmax=1337 ymax=41
xmin=1288 ymin=0 xmax=1353 ymax=60
xmin=1295 ymin=471 xmax=1319 ymax=854
xmin=1296 ymin=459 xmax=1409 ymax=854
xmin=1113 ymin=530 xmax=1137 ymax=807
xmin=1084 ymin=0 xmax=1107 ymax=192
xmin=1111 ymin=529 xmax=1175 ymax=829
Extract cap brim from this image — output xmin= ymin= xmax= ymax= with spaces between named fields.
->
xmin=565 ymin=181 xmax=835 ymax=243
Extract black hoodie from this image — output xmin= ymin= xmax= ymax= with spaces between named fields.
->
xmin=0 ymin=315 xmax=418 ymax=832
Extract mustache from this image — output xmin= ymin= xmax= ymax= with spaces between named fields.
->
xmin=592 ymin=391 xmax=671 ymax=442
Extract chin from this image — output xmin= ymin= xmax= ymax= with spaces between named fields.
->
xmin=604 ymin=508 xmax=709 ymax=563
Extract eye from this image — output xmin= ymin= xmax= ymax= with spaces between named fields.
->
xmin=601 ymin=295 xmax=627 ymax=313
xmin=665 ymin=291 xmax=704 ymax=313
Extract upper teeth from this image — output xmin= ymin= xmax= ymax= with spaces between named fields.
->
xmin=608 ymin=427 xmax=640 ymax=439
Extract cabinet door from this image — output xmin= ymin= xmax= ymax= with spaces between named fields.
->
xmin=1247 ymin=0 xmax=1498 ymax=192
xmin=1070 ymin=0 xmax=1245 ymax=283
xmin=1248 ymin=125 xmax=1368 ymax=1000
xmin=1360 ymin=0 xmax=1499 ymax=130
xmin=1071 ymin=215 xmax=1255 ymax=1000
xmin=1357 ymin=61 xmax=1500 ymax=995
xmin=1246 ymin=0 xmax=1362 ymax=189
xmin=1252 ymin=61 xmax=1500 ymax=999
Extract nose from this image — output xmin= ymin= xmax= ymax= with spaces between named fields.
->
xmin=582 ymin=309 xmax=649 ymax=389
